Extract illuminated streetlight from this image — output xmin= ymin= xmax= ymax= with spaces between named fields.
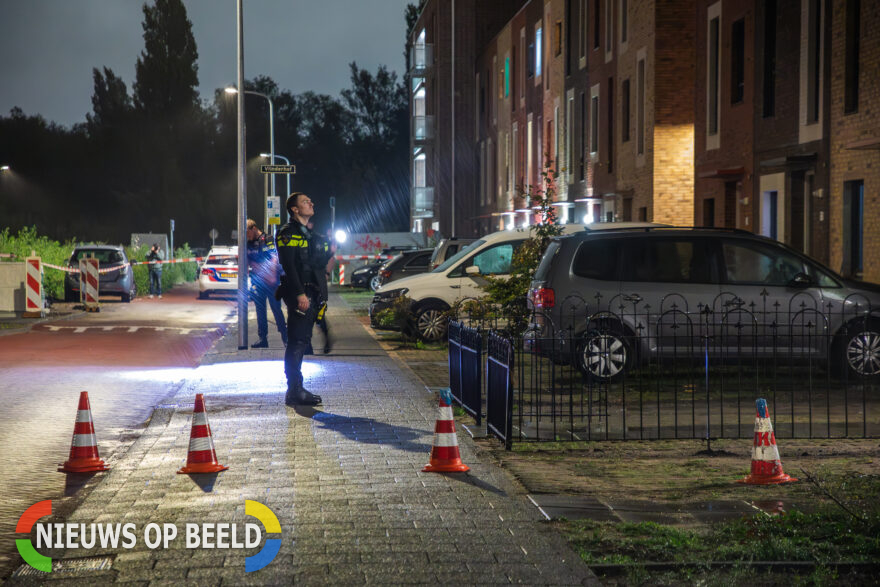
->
xmin=334 ymin=230 xmax=347 ymax=244
xmin=226 ymin=85 xmax=275 ymax=231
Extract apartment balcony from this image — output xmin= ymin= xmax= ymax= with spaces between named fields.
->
xmin=409 ymin=43 xmax=433 ymax=74
xmin=412 ymin=115 xmax=435 ymax=142
xmin=412 ymin=187 xmax=434 ymax=219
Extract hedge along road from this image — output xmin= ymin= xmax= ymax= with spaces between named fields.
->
xmin=0 ymin=281 xmax=233 ymax=578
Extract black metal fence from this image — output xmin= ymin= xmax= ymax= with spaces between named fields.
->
xmin=449 ymin=290 xmax=880 ymax=447
xmin=448 ymin=321 xmax=483 ymax=425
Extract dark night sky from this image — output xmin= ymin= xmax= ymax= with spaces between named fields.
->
xmin=0 ymin=0 xmax=414 ymax=127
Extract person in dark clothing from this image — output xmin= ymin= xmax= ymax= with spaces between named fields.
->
xmin=307 ymin=222 xmax=335 ymax=354
xmin=246 ymin=219 xmax=287 ymax=348
xmin=276 ymin=192 xmax=328 ymax=406
xmin=146 ymin=244 xmax=163 ymax=298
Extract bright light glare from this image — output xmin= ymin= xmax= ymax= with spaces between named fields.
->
xmin=0 ymin=165 xmax=9 ymax=171
xmin=259 ymin=153 xmax=272 ymax=158
xmin=224 ymin=87 xmax=238 ymax=94
xmin=583 ymin=215 xmax=591 ymax=224
xmin=334 ymin=230 xmax=347 ymax=243
xmin=116 ymin=360 xmax=323 ymax=396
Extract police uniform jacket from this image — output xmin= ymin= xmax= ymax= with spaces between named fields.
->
xmin=276 ymin=220 xmax=329 ymax=302
xmin=246 ymin=232 xmax=281 ymax=287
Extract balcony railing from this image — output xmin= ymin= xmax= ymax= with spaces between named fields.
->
xmin=412 ymin=115 xmax=435 ymax=142
xmin=412 ymin=187 xmax=434 ymax=219
xmin=409 ymin=43 xmax=433 ymax=74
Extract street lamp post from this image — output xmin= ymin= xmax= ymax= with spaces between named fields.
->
xmin=225 ymin=86 xmax=274 ymax=231
xmin=261 ymin=153 xmax=291 ymax=224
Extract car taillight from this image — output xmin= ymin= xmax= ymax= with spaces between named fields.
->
xmin=201 ymin=268 xmax=212 ymax=275
xmin=532 ymin=287 xmax=555 ymax=308
xmin=380 ymin=270 xmax=391 ymax=278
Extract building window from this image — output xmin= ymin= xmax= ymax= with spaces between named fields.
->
xmin=637 ymin=58 xmax=645 ymax=155
xmin=504 ymin=56 xmax=510 ymax=98
xmin=638 ymin=206 xmax=647 ymax=222
xmin=594 ymin=0 xmax=601 ymax=50
xmin=590 ymin=94 xmax=599 ymax=155
xmin=708 ymin=15 xmax=720 ymax=134
xmin=703 ymin=198 xmax=715 ymax=227
xmin=605 ymin=0 xmax=613 ymax=54
xmin=567 ymin=94 xmax=574 ymax=183
xmin=845 ymin=0 xmax=860 ymax=114
xmin=620 ymin=0 xmax=628 ymax=43
xmin=731 ymin=19 xmax=745 ymax=104
xmin=843 ymin=180 xmax=864 ymax=276
xmin=555 ymin=20 xmax=563 ymax=56
xmin=806 ymin=0 xmax=822 ymax=123
xmin=536 ymin=27 xmax=543 ymax=78
xmin=579 ymin=92 xmax=586 ymax=180
xmin=622 ymin=78 xmax=630 ymax=142
xmin=579 ymin=0 xmax=587 ymax=61
xmin=762 ymin=0 xmax=777 ymax=117
xmin=528 ymin=41 xmax=535 ymax=78
xmin=607 ymin=77 xmax=613 ymax=172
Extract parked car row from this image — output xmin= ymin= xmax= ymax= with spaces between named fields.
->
xmin=368 ymin=224 xmax=880 ymax=381
xmin=347 ymin=239 xmax=476 ymax=292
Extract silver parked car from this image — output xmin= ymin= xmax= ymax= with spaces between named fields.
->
xmin=64 ymin=245 xmax=136 ymax=302
xmin=528 ymin=227 xmax=880 ymax=381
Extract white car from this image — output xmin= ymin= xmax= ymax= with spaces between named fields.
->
xmin=198 ymin=246 xmax=240 ymax=299
xmin=369 ymin=223 xmax=663 ymax=341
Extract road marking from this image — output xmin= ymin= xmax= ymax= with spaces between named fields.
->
xmin=38 ymin=325 xmax=222 ymax=335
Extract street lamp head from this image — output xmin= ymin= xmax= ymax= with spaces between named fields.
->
xmin=259 ymin=153 xmax=271 ymax=158
xmin=0 ymin=165 xmax=9 ymax=171
xmin=224 ymin=86 xmax=238 ymax=95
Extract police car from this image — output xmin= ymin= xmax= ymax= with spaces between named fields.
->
xmin=198 ymin=246 xmax=242 ymax=299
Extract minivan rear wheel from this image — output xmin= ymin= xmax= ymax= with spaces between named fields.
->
xmin=835 ymin=321 xmax=880 ymax=379
xmin=577 ymin=327 xmax=633 ymax=383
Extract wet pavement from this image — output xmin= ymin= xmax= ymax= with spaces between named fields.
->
xmin=0 ymin=284 xmax=233 ymax=578
xmin=5 ymin=290 xmax=600 ymax=584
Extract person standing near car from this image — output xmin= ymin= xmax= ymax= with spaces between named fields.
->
xmin=247 ymin=219 xmax=287 ymax=348
xmin=276 ymin=192 xmax=325 ymax=406
xmin=146 ymin=244 xmax=163 ymax=298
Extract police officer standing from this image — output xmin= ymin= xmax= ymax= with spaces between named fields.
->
xmin=246 ymin=219 xmax=287 ymax=348
xmin=276 ymin=192 xmax=327 ymax=406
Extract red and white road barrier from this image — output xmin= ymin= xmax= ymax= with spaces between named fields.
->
xmin=79 ymin=258 xmax=100 ymax=311
xmin=23 ymin=256 xmax=43 ymax=318
xmin=339 ymin=263 xmax=345 ymax=285
xmin=333 ymin=254 xmax=394 ymax=261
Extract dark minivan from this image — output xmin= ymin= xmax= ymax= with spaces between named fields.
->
xmin=528 ymin=227 xmax=880 ymax=381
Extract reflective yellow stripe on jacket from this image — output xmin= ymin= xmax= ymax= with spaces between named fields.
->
xmin=277 ymin=235 xmax=308 ymax=248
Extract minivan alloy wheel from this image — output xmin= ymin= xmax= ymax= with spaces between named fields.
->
xmin=845 ymin=330 xmax=880 ymax=377
xmin=581 ymin=333 xmax=628 ymax=380
xmin=370 ymin=275 xmax=382 ymax=292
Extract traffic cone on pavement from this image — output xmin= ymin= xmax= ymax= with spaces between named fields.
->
xmin=59 ymin=391 xmax=109 ymax=473
xmin=178 ymin=394 xmax=228 ymax=474
xmin=739 ymin=398 xmax=796 ymax=485
xmin=423 ymin=388 xmax=469 ymax=473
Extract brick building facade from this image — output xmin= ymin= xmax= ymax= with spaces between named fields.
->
xmin=829 ymin=0 xmax=880 ymax=281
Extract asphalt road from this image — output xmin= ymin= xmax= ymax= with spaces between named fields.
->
xmin=0 ymin=283 xmax=234 ymax=577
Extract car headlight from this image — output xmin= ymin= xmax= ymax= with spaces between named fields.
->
xmin=375 ymin=288 xmax=408 ymax=301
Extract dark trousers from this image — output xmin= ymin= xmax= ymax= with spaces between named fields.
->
xmin=284 ymin=292 xmax=318 ymax=392
xmin=149 ymin=269 xmax=162 ymax=295
xmin=253 ymin=281 xmax=286 ymax=342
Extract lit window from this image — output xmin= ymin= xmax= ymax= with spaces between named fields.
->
xmin=535 ymin=27 xmax=543 ymax=77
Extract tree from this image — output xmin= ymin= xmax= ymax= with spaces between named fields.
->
xmin=132 ymin=0 xmax=199 ymax=120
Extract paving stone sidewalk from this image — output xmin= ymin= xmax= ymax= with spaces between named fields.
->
xmin=12 ymin=292 xmax=598 ymax=585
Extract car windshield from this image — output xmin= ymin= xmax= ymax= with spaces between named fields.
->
xmin=432 ymin=239 xmax=485 ymax=273
xmin=206 ymin=255 xmax=237 ymax=266
xmin=71 ymin=249 xmax=125 ymax=265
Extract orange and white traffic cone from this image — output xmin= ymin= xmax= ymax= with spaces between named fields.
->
xmin=423 ymin=388 xmax=469 ymax=473
xmin=178 ymin=394 xmax=228 ymax=474
xmin=739 ymin=398 xmax=796 ymax=485
xmin=59 ymin=391 xmax=109 ymax=473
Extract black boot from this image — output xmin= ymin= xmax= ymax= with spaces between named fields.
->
xmin=285 ymin=387 xmax=322 ymax=406
xmin=251 ymin=338 xmax=269 ymax=348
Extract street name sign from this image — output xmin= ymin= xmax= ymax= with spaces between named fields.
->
xmin=260 ymin=165 xmax=296 ymax=174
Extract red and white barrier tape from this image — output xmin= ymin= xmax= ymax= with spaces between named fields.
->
xmin=334 ymin=255 xmax=394 ymax=261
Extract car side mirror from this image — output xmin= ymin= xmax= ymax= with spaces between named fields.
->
xmin=788 ymin=272 xmax=813 ymax=288
xmin=465 ymin=265 xmax=481 ymax=277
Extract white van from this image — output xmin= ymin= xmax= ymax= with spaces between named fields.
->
xmin=369 ymin=223 xmax=590 ymax=341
